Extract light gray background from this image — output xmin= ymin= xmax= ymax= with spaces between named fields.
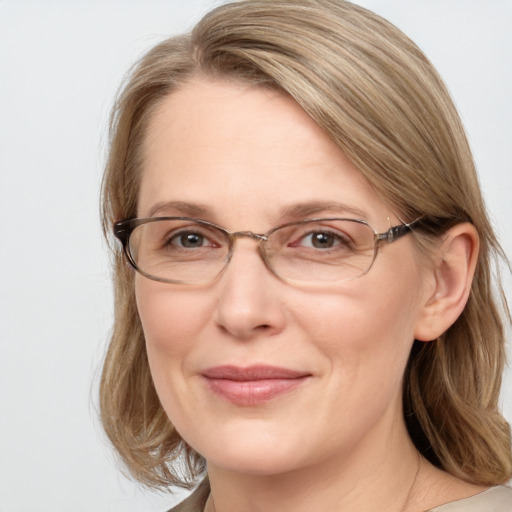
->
xmin=0 ymin=1 xmax=510 ymax=511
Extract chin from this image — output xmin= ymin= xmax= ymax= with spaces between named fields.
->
xmin=206 ymin=446 xmax=305 ymax=477
xmin=183 ymin=419 xmax=319 ymax=477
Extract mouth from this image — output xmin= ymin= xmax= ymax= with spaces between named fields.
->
xmin=201 ymin=365 xmax=311 ymax=406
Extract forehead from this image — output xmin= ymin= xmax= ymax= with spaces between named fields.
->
xmin=138 ymin=78 xmax=389 ymax=229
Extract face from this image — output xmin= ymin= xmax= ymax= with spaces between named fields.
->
xmin=136 ymin=78 xmax=433 ymax=476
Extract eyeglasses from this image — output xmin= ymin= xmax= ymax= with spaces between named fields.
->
xmin=113 ymin=216 xmax=421 ymax=285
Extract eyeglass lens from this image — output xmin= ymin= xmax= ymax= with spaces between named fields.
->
xmin=126 ymin=218 xmax=377 ymax=284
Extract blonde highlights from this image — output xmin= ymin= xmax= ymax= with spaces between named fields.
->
xmin=100 ymin=0 xmax=511 ymax=488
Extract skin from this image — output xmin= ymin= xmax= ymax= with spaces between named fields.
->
xmin=135 ymin=78 xmax=483 ymax=512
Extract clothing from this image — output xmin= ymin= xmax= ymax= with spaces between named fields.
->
xmin=167 ymin=480 xmax=512 ymax=512
xmin=167 ymin=479 xmax=209 ymax=512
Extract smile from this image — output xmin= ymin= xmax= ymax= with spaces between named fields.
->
xmin=201 ymin=365 xmax=311 ymax=406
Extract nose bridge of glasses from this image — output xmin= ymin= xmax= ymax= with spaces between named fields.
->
xmin=230 ymin=231 xmax=269 ymax=243
xmin=226 ymin=231 xmax=276 ymax=273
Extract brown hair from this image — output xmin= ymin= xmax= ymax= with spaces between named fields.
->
xmin=100 ymin=0 xmax=511 ymax=489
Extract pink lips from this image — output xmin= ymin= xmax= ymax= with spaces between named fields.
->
xmin=201 ymin=365 xmax=310 ymax=406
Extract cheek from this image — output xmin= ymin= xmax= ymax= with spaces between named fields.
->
xmin=134 ymin=279 xmax=216 ymax=431
xmin=292 ymin=269 xmax=424 ymax=379
xmin=134 ymin=278 xmax=216 ymax=409
xmin=135 ymin=278 xmax=212 ymax=353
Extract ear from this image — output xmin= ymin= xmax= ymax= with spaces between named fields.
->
xmin=414 ymin=223 xmax=479 ymax=342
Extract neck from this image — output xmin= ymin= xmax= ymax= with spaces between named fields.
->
xmin=206 ymin=420 xmax=422 ymax=512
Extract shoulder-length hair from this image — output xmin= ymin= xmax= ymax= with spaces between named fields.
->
xmin=100 ymin=0 xmax=511 ymax=489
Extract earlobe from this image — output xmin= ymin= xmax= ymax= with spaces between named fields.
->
xmin=414 ymin=223 xmax=479 ymax=342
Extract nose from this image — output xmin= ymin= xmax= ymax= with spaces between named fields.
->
xmin=213 ymin=238 xmax=287 ymax=340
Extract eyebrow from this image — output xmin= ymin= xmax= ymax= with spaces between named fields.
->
xmin=147 ymin=200 xmax=212 ymax=218
xmin=146 ymin=200 xmax=369 ymax=222
xmin=279 ymin=201 xmax=368 ymax=221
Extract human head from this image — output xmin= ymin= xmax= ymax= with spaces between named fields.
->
xmin=100 ymin=0 xmax=511 ymax=488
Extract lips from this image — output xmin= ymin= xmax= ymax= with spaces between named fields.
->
xmin=201 ymin=365 xmax=310 ymax=406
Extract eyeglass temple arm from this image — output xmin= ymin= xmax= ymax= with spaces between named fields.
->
xmin=376 ymin=217 xmax=423 ymax=244
xmin=113 ymin=220 xmax=134 ymax=246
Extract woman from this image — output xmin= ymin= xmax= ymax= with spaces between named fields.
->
xmin=99 ymin=1 xmax=512 ymax=510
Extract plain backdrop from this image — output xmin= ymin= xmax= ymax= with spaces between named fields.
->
xmin=0 ymin=1 xmax=510 ymax=511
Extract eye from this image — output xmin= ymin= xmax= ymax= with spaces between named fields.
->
xmin=295 ymin=230 xmax=350 ymax=250
xmin=304 ymin=232 xmax=340 ymax=249
xmin=169 ymin=231 xmax=213 ymax=248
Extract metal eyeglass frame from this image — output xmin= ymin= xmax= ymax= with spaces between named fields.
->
xmin=113 ymin=216 xmax=422 ymax=285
